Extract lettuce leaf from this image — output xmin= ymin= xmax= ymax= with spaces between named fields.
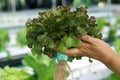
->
xmin=0 ymin=66 xmax=35 ymax=80
xmin=22 ymin=53 xmax=56 ymax=80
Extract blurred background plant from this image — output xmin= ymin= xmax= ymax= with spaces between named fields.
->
xmin=96 ymin=17 xmax=107 ymax=31
xmin=73 ymin=0 xmax=90 ymax=7
xmin=16 ymin=29 xmax=27 ymax=47
xmin=0 ymin=66 xmax=35 ymax=80
xmin=114 ymin=38 xmax=120 ymax=55
xmin=108 ymin=24 xmax=117 ymax=42
xmin=22 ymin=53 xmax=56 ymax=80
xmin=0 ymin=29 xmax=9 ymax=51
xmin=105 ymin=73 xmax=120 ymax=80
xmin=116 ymin=16 xmax=120 ymax=24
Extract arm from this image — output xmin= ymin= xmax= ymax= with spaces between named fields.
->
xmin=104 ymin=52 xmax=120 ymax=75
xmin=62 ymin=34 xmax=120 ymax=75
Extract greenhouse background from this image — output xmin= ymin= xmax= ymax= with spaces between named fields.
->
xmin=0 ymin=0 xmax=120 ymax=80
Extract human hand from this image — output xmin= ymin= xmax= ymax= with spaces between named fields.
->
xmin=61 ymin=34 xmax=115 ymax=63
xmin=60 ymin=34 xmax=120 ymax=75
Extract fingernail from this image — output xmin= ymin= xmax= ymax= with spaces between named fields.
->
xmin=77 ymin=33 xmax=82 ymax=39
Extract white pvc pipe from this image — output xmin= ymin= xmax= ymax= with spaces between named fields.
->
xmin=52 ymin=0 xmax=57 ymax=9
xmin=62 ymin=0 xmax=66 ymax=5
xmin=10 ymin=0 xmax=16 ymax=12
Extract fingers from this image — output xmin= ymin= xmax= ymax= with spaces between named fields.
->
xmin=77 ymin=34 xmax=99 ymax=44
xmin=59 ymin=34 xmax=101 ymax=56
xmin=61 ymin=43 xmax=90 ymax=56
xmin=61 ymin=48 xmax=80 ymax=56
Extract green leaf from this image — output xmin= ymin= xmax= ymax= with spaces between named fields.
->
xmin=77 ymin=27 xmax=87 ymax=34
xmin=62 ymin=36 xmax=82 ymax=48
xmin=114 ymin=38 xmax=120 ymax=54
xmin=96 ymin=17 xmax=106 ymax=30
xmin=48 ymin=41 xmax=56 ymax=48
xmin=116 ymin=16 xmax=120 ymax=24
xmin=105 ymin=73 xmax=120 ymax=80
xmin=16 ymin=29 xmax=27 ymax=47
xmin=63 ymin=36 xmax=73 ymax=48
xmin=0 ymin=66 xmax=35 ymax=80
xmin=0 ymin=29 xmax=10 ymax=51
xmin=58 ymin=42 xmax=68 ymax=51
xmin=22 ymin=53 xmax=56 ymax=80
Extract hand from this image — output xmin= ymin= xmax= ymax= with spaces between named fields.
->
xmin=61 ymin=34 xmax=120 ymax=75
xmin=61 ymin=34 xmax=115 ymax=63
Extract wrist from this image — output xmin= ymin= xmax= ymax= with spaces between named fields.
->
xmin=100 ymin=51 xmax=120 ymax=75
xmin=101 ymin=51 xmax=117 ymax=66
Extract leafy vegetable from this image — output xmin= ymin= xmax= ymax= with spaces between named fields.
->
xmin=0 ymin=29 xmax=9 ymax=51
xmin=116 ymin=16 xmax=120 ymax=24
xmin=73 ymin=0 xmax=90 ymax=7
xmin=0 ymin=29 xmax=11 ymax=59
xmin=108 ymin=25 xmax=117 ymax=42
xmin=0 ymin=66 xmax=35 ymax=80
xmin=22 ymin=53 xmax=56 ymax=80
xmin=105 ymin=73 xmax=120 ymax=80
xmin=26 ymin=5 xmax=102 ymax=61
xmin=96 ymin=17 xmax=106 ymax=31
xmin=114 ymin=38 xmax=120 ymax=54
xmin=16 ymin=29 xmax=27 ymax=47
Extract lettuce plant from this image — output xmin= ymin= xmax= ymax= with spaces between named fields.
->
xmin=0 ymin=29 xmax=9 ymax=51
xmin=26 ymin=5 xmax=102 ymax=61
